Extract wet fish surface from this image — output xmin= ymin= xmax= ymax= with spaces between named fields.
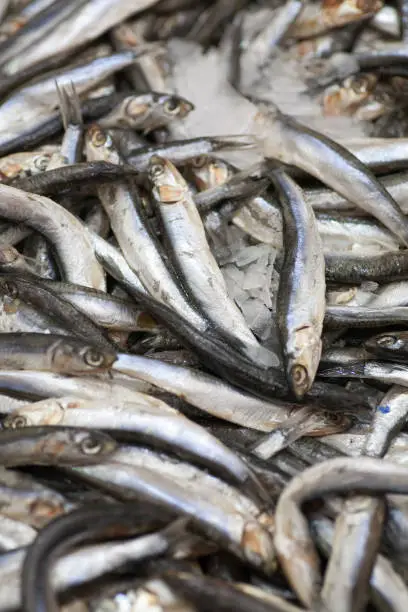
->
xmin=0 ymin=2 xmax=406 ymax=612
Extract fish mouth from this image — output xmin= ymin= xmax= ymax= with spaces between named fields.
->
xmin=289 ymin=363 xmax=311 ymax=399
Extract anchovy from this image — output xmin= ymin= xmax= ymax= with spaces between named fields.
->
xmin=0 ymin=48 xmax=158 ymax=150
xmin=71 ymin=460 xmax=276 ymax=574
xmin=99 ymin=92 xmax=194 ymax=132
xmin=126 ymin=134 xmax=257 ymax=173
xmin=325 ymin=250 xmax=408 ymax=283
xmin=0 ymin=185 xmax=105 ymax=289
xmin=289 ymin=0 xmax=382 ymax=39
xmin=21 ymin=502 xmax=177 ymax=612
xmin=1 ymin=0 xmax=163 ymax=75
xmin=4 ymin=395 xmax=269 ymax=504
xmin=320 ymin=360 xmax=408 ymax=387
xmin=86 ymin=126 xmax=208 ymax=332
xmin=365 ymin=331 xmax=408 ymax=362
xmin=270 ymin=166 xmax=325 ymax=398
xmin=163 ymin=571 xmax=301 ymax=612
xmin=47 ymin=81 xmax=83 ymax=169
xmin=0 ymin=369 xmax=152 ymax=403
xmin=149 ymin=155 xmax=277 ymax=368
xmin=0 ymin=274 xmax=114 ymax=350
xmin=275 ymin=457 xmax=408 ymax=606
xmin=254 ymin=105 xmax=408 ymax=245
xmin=36 ymin=280 xmax=158 ymax=332
xmin=0 ymin=332 xmax=116 ymax=374
xmin=10 ymin=161 xmax=139 ymax=196
xmin=312 ymin=515 xmax=408 ymax=612
xmin=112 ymin=352 xmax=302 ymax=431
xmin=111 ymin=18 xmax=170 ymax=92
xmin=324 ymin=305 xmax=408 ymax=327
xmin=0 ymin=426 xmax=117 ymax=467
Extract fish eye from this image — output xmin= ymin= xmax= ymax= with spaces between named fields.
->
xmin=291 ymin=364 xmax=308 ymax=386
xmin=191 ymin=156 xmax=207 ymax=168
xmin=83 ymin=348 xmax=105 ymax=367
xmin=5 ymin=414 xmax=27 ymax=429
xmin=79 ymin=435 xmax=103 ymax=455
xmin=150 ymin=163 xmax=164 ymax=178
xmin=377 ymin=335 xmax=397 ymax=348
xmin=34 ymin=155 xmax=50 ymax=171
xmin=164 ymin=98 xmax=181 ymax=115
xmin=91 ymin=128 xmax=107 ymax=147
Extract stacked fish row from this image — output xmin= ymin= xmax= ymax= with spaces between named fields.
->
xmin=0 ymin=1 xmax=408 ymax=611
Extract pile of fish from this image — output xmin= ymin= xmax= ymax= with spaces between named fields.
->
xmin=4 ymin=0 xmax=408 ymax=611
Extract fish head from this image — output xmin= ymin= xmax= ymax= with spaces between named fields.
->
xmin=287 ymin=326 xmax=322 ymax=399
xmin=3 ymin=401 xmax=65 ymax=428
xmin=98 ymin=95 xmax=151 ymax=130
xmin=158 ymin=93 xmax=194 ymax=120
xmin=365 ymin=332 xmax=407 ymax=356
xmin=43 ymin=429 xmax=117 ymax=465
xmin=99 ymin=93 xmax=193 ymax=132
xmin=128 ymin=92 xmax=194 ymax=132
xmin=148 ymin=155 xmax=187 ymax=204
xmin=188 ymin=155 xmax=233 ymax=190
xmin=50 ymin=339 xmax=117 ymax=375
xmin=85 ymin=123 xmax=118 ymax=164
xmin=242 ymin=520 xmax=276 ymax=574
xmin=31 ymin=153 xmax=52 ymax=173
xmin=323 ymin=0 xmax=383 ymax=21
xmin=323 ymin=73 xmax=377 ymax=116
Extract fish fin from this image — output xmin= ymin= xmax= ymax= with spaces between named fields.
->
xmin=56 ymin=80 xmax=82 ymax=129
xmin=210 ymin=134 xmax=257 ymax=150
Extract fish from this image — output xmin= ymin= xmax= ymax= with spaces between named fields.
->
xmin=21 ymin=502 xmax=179 ymax=612
xmin=0 ymin=275 xmax=114 ymax=350
xmin=312 ymin=514 xmax=408 ymax=612
xmin=324 ymin=305 xmax=408 ymax=327
xmin=148 ymin=155 xmax=277 ymax=368
xmin=3 ymin=395 xmax=270 ymax=505
xmin=1 ymin=3 xmax=408 ymax=607
xmin=71 ymin=460 xmax=276 ymax=574
xmin=325 ymin=250 xmax=408 ymax=284
xmin=289 ymin=0 xmax=383 ymax=39
xmin=0 ymin=426 xmax=117 ymax=467
xmin=320 ymin=360 xmax=408 ymax=387
xmin=0 ymin=185 xmax=105 ymax=289
xmin=270 ymin=166 xmax=325 ymax=398
xmin=275 ymin=457 xmax=408 ymax=606
xmin=254 ymin=105 xmax=408 ymax=246
xmin=98 ymin=92 xmax=194 ymax=132
xmin=126 ymin=134 xmax=257 ymax=173
xmin=365 ymin=331 xmax=408 ymax=362
xmin=0 ymin=332 xmax=116 ymax=374
xmin=47 ymin=81 xmax=83 ymax=169
xmin=112 ymin=352 xmax=306 ymax=431
xmin=85 ymin=125 xmax=209 ymax=332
